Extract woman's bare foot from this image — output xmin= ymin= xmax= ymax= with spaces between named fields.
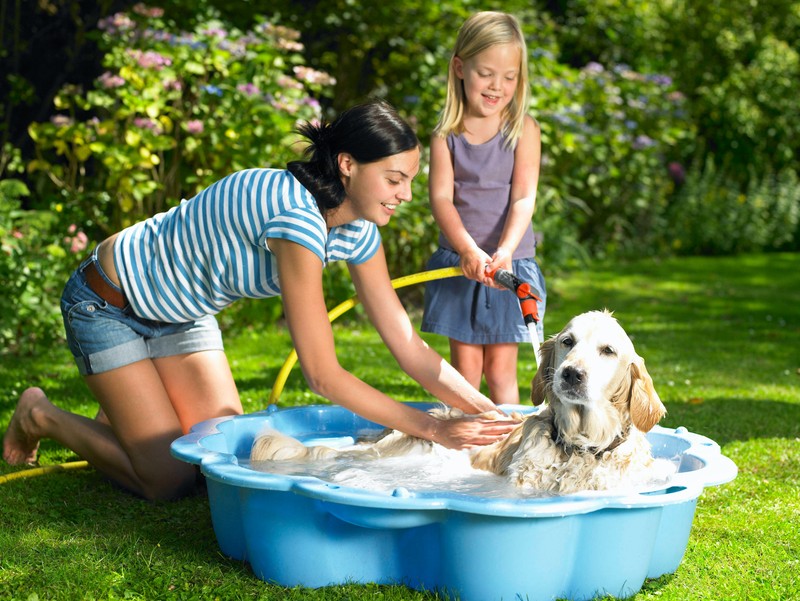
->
xmin=2 ymin=387 xmax=50 ymax=465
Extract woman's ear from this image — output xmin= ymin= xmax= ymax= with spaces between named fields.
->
xmin=338 ymin=153 xmax=353 ymax=177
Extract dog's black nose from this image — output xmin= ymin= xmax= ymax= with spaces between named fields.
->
xmin=561 ymin=366 xmax=585 ymax=386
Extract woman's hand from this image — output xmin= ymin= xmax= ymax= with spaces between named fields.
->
xmin=431 ymin=413 xmax=520 ymax=450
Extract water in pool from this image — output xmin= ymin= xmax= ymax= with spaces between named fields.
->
xmin=246 ymin=437 xmax=679 ymax=499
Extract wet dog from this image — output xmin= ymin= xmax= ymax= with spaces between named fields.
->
xmin=251 ymin=310 xmax=669 ymax=494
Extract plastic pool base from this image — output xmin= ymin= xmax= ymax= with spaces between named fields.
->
xmin=172 ymin=403 xmax=737 ymax=601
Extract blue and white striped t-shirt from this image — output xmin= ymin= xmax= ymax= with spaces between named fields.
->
xmin=113 ymin=168 xmax=381 ymax=323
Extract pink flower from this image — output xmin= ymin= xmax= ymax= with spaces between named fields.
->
xmin=50 ymin=115 xmax=74 ymax=127
xmin=134 ymin=117 xmax=163 ymax=134
xmin=128 ymin=49 xmax=172 ymax=70
xmin=277 ymin=75 xmax=303 ymax=90
xmin=667 ymin=162 xmax=686 ymax=185
xmin=65 ymin=231 xmax=88 ymax=254
xmin=164 ymin=78 xmax=183 ymax=92
xmin=97 ymin=13 xmax=135 ymax=33
xmin=276 ymin=39 xmax=304 ymax=52
xmin=185 ymin=119 xmax=204 ymax=135
xmin=293 ymin=66 xmax=336 ymax=86
xmin=236 ymin=83 xmax=260 ymax=97
xmin=98 ymin=71 xmax=126 ymax=89
xmin=133 ymin=3 xmax=164 ymax=18
xmin=202 ymin=27 xmax=228 ymax=38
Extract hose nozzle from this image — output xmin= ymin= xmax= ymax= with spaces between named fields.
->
xmin=486 ymin=267 xmax=541 ymax=325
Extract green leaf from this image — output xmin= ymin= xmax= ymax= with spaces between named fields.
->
xmin=184 ymin=61 xmax=206 ymax=75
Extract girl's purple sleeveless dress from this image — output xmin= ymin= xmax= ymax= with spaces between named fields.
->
xmin=421 ymin=131 xmax=546 ymax=344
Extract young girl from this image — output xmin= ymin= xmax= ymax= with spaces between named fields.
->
xmin=422 ymin=12 xmax=546 ymax=405
xmin=3 ymin=100 xmax=517 ymax=501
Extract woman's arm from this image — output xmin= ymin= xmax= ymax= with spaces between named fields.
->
xmin=349 ymin=244 xmax=507 ymax=416
xmin=429 ymin=134 xmax=492 ymax=284
xmin=270 ymin=237 xmax=515 ymax=449
xmin=486 ymin=115 xmax=542 ymax=274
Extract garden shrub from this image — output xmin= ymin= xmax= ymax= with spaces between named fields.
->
xmin=667 ymin=158 xmax=800 ymax=255
xmin=9 ymin=1 xmax=796 ymax=355
xmin=529 ymin=45 xmax=696 ymax=263
xmin=0 ymin=178 xmax=88 ymax=354
xmin=27 ymin=4 xmax=334 ymax=237
xmin=549 ymin=0 xmax=800 ymax=244
xmin=16 ymin=4 xmax=338 ymax=342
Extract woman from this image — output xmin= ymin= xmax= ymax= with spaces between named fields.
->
xmin=3 ymin=100 xmax=517 ymax=501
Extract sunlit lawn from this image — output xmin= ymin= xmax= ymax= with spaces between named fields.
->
xmin=1 ymin=253 xmax=798 ymax=600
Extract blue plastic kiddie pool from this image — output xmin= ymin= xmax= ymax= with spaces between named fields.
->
xmin=171 ymin=403 xmax=737 ymax=601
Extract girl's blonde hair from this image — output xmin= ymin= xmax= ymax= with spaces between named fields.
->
xmin=434 ymin=11 xmax=529 ymax=148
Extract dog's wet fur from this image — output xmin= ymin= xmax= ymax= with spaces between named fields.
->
xmin=252 ymin=311 xmax=669 ymax=494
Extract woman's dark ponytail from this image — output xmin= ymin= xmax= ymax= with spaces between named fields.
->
xmin=287 ymin=100 xmax=419 ymax=215
xmin=287 ymin=120 xmax=344 ymax=211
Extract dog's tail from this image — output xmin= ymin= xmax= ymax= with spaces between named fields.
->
xmin=251 ymin=429 xmax=315 ymax=462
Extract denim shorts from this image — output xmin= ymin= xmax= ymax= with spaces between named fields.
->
xmin=421 ymin=248 xmax=547 ymax=345
xmin=61 ymin=250 xmax=224 ymax=376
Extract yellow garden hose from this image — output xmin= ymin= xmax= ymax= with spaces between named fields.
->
xmin=268 ymin=266 xmax=463 ymax=404
xmin=0 ymin=460 xmax=90 ymax=484
xmin=0 ymin=266 xmax=464 ymax=484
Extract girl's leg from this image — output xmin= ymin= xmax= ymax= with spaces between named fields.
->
xmin=483 ymin=343 xmax=520 ymax=405
xmin=449 ymin=338 xmax=485 ymax=391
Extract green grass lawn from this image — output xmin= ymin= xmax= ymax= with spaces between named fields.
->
xmin=1 ymin=253 xmax=798 ymax=600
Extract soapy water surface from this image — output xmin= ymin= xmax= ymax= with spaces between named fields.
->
xmin=246 ymin=435 xmax=680 ymax=499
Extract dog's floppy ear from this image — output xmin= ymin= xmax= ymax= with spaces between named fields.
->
xmin=627 ymin=356 xmax=666 ymax=432
xmin=530 ymin=336 xmax=556 ymax=405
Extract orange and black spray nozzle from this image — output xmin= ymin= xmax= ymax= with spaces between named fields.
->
xmin=485 ymin=267 xmax=541 ymax=326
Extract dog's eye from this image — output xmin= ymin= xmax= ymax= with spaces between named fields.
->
xmin=600 ymin=345 xmax=616 ymax=356
xmin=561 ymin=336 xmax=574 ymax=348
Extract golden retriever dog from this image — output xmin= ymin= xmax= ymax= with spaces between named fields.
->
xmin=251 ymin=310 xmax=669 ymax=494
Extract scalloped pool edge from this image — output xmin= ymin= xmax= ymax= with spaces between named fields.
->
xmin=172 ymin=403 xmax=737 ymax=601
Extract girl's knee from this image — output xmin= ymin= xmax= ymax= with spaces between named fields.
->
xmin=483 ymin=358 xmax=516 ymax=385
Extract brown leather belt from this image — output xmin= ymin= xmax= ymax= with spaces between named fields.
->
xmin=84 ymin=260 xmax=127 ymax=308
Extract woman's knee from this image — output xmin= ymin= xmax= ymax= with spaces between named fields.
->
xmin=137 ymin=459 xmax=198 ymax=501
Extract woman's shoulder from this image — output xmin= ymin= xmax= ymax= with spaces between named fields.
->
xmin=210 ymin=167 xmax=288 ymax=190
xmin=216 ymin=168 xmax=318 ymax=214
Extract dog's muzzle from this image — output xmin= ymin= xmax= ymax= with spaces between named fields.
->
xmin=555 ymin=365 xmax=589 ymax=402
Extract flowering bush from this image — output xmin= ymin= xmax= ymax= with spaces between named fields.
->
xmin=666 ymin=158 xmax=800 ymax=255
xmin=529 ymin=47 xmax=696 ymax=263
xmin=0 ymin=179 xmax=89 ymax=354
xmin=28 ymin=3 xmax=334 ymax=234
xmin=5 ymin=4 xmax=335 ymax=351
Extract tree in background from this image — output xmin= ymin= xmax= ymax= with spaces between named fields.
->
xmin=1 ymin=3 xmax=333 ymax=353
xmin=2 ymin=0 xmax=798 ymax=355
xmin=549 ymin=0 xmax=800 ymax=220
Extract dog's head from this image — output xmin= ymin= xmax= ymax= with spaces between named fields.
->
xmin=531 ymin=310 xmax=666 ymax=438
